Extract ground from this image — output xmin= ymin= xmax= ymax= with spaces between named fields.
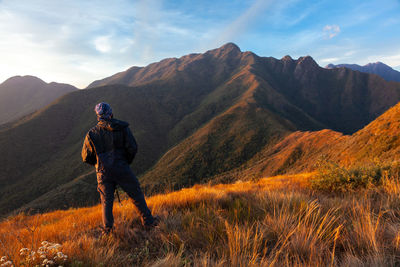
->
xmin=1 ymin=171 xmax=400 ymax=266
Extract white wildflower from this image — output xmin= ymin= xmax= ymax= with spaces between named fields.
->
xmin=40 ymin=254 xmax=47 ymax=259
xmin=41 ymin=241 xmax=49 ymax=247
xmin=1 ymin=261 xmax=13 ymax=267
xmin=43 ymin=258 xmax=48 ymax=264
xmin=19 ymin=248 xmax=30 ymax=254
xmin=0 ymin=256 xmax=6 ymax=262
xmin=47 ymin=260 xmax=54 ymax=265
xmin=52 ymin=244 xmax=62 ymax=250
xmin=56 ymin=252 xmax=64 ymax=258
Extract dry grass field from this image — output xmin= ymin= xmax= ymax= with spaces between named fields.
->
xmin=1 ymin=168 xmax=400 ymax=266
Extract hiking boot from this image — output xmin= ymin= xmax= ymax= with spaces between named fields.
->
xmin=100 ymin=226 xmax=114 ymax=235
xmin=144 ymin=216 xmax=160 ymax=230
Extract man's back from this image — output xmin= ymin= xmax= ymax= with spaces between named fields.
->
xmin=82 ymin=118 xmax=138 ymax=173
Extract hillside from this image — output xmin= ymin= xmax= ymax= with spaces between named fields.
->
xmin=0 ymin=76 xmax=77 ymax=125
xmin=219 ymin=100 xmax=400 ymax=182
xmin=139 ymin=58 xmax=400 ymax=190
xmin=326 ymin=62 xmax=400 ymax=82
xmin=140 ymin=100 xmax=400 ymax=190
xmin=1 ymin=171 xmax=400 ymax=266
xmin=1 ymin=43 xmax=400 ymax=216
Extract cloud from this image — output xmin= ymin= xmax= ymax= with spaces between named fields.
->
xmin=94 ymin=36 xmax=112 ymax=53
xmin=344 ymin=50 xmax=356 ymax=57
xmin=0 ymin=0 xmax=202 ymax=87
xmin=319 ymin=57 xmax=340 ymax=63
xmin=0 ymin=0 xmax=141 ymax=87
xmin=323 ymin=24 xmax=341 ymax=39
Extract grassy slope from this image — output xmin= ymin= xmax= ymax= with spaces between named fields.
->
xmin=200 ymin=99 xmax=400 ymax=185
xmin=139 ymin=66 xmax=299 ymax=191
xmin=1 ymin=172 xmax=400 ymax=266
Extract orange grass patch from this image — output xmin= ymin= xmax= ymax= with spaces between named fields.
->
xmin=0 ymin=173 xmax=313 ymax=266
xmin=1 ymin=171 xmax=399 ymax=266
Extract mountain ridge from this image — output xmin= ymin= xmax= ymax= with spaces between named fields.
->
xmin=326 ymin=62 xmax=400 ymax=82
xmin=87 ymin=43 xmax=243 ymax=89
xmin=1 ymin=43 xmax=400 ymax=216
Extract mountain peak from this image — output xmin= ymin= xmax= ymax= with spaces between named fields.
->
xmin=297 ymin=55 xmax=317 ymax=64
xmin=281 ymin=55 xmax=293 ymax=61
xmin=2 ymin=75 xmax=46 ymax=87
xmin=365 ymin=62 xmax=392 ymax=70
xmin=0 ymin=75 xmax=77 ymax=124
xmin=204 ymin=42 xmax=242 ymax=59
xmin=366 ymin=61 xmax=384 ymax=66
xmin=296 ymin=56 xmax=319 ymax=69
xmin=219 ymin=42 xmax=241 ymax=52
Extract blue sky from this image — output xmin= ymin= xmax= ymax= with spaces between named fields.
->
xmin=0 ymin=0 xmax=399 ymax=88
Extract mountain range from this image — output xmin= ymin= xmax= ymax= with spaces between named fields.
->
xmin=326 ymin=62 xmax=400 ymax=82
xmin=0 ymin=76 xmax=77 ymax=125
xmin=1 ymin=43 xmax=400 ymax=216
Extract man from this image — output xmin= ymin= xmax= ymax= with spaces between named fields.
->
xmin=82 ymin=102 xmax=157 ymax=233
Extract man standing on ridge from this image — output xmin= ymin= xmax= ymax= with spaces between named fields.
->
xmin=82 ymin=102 xmax=157 ymax=233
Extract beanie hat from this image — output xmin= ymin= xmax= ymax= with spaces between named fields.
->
xmin=95 ymin=102 xmax=113 ymax=121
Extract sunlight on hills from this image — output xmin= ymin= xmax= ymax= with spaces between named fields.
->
xmin=2 ymin=43 xmax=400 ymax=217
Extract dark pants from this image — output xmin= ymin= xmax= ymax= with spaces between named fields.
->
xmin=97 ymin=166 xmax=154 ymax=229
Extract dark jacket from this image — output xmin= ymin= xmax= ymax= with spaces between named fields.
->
xmin=82 ymin=119 xmax=138 ymax=173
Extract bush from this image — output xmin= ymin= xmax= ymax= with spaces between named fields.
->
xmin=311 ymin=161 xmax=399 ymax=193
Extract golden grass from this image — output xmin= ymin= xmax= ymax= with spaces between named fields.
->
xmin=1 ymin=172 xmax=400 ymax=266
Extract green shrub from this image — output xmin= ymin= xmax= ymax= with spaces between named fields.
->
xmin=311 ymin=161 xmax=398 ymax=193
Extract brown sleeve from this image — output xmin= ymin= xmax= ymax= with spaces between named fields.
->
xmin=82 ymin=133 xmax=97 ymax=165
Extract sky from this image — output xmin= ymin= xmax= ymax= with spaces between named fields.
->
xmin=0 ymin=0 xmax=399 ymax=88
